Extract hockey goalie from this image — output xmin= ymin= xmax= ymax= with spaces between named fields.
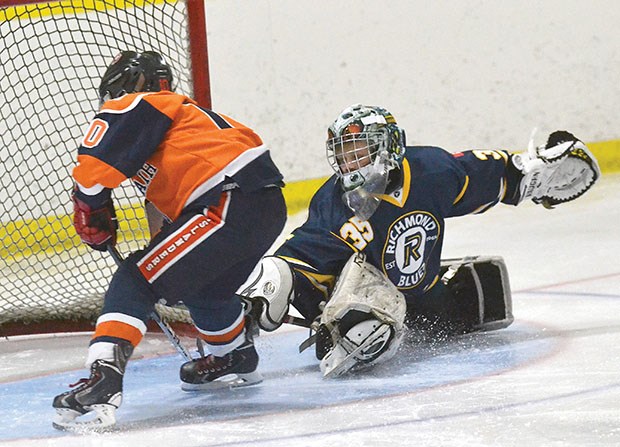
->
xmin=239 ymin=104 xmax=601 ymax=377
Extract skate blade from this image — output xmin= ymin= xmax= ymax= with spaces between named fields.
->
xmin=52 ymin=404 xmax=117 ymax=432
xmin=321 ymin=356 xmax=358 ymax=378
xmin=181 ymin=371 xmax=263 ymax=391
xmin=320 ymin=345 xmax=363 ymax=378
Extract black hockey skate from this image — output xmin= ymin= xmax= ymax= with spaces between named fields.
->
xmin=180 ymin=337 xmax=262 ymax=391
xmin=52 ymin=341 xmax=133 ymax=430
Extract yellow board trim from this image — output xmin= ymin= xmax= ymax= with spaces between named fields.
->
xmin=281 ymin=176 xmax=327 ymax=215
xmin=0 ymin=203 xmax=149 ymax=259
xmin=588 ymin=139 xmax=620 ymax=174
xmin=0 ymin=177 xmax=329 ymax=261
xmin=0 ymin=0 xmax=173 ymax=22
xmin=1 ymin=138 xmax=618 ymax=261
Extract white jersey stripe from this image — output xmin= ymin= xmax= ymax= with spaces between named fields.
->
xmin=182 ymin=144 xmax=268 ymax=209
xmin=96 ymin=312 xmax=148 ymax=334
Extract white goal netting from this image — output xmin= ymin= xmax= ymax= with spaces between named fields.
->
xmin=0 ymin=0 xmax=204 ymax=335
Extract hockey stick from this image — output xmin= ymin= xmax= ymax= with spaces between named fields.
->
xmin=283 ymin=314 xmax=312 ymax=329
xmin=106 ymin=245 xmax=193 ymax=362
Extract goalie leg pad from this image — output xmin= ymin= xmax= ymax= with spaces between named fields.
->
xmin=318 ymin=253 xmax=407 ymax=376
xmin=320 ymin=317 xmax=401 ymax=378
xmin=440 ymin=256 xmax=513 ymax=332
xmin=237 ymin=256 xmax=294 ymax=332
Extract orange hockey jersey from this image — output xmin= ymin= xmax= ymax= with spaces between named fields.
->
xmin=73 ymin=91 xmax=282 ymax=221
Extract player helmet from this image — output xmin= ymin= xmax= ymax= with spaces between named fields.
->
xmin=98 ymin=50 xmax=173 ymax=105
xmin=326 ymin=104 xmax=405 ymax=192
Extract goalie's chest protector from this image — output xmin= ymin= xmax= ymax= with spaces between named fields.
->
xmin=361 ymin=150 xmax=459 ymax=296
xmin=292 ymin=146 xmax=485 ymax=299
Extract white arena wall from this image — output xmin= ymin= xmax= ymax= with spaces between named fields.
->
xmin=0 ymin=0 xmax=618 ymax=336
xmin=203 ymin=0 xmax=620 ymax=182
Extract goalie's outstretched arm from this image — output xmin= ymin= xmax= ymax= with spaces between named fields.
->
xmin=450 ymin=130 xmax=600 ymax=216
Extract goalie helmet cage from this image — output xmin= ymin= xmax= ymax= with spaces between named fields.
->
xmin=0 ymin=0 xmax=210 ymax=336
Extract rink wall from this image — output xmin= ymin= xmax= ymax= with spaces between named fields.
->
xmin=203 ymin=0 xmax=620 ymax=182
xmin=2 ymin=0 xmax=620 ymax=259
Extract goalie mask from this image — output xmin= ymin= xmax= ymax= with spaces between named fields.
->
xmin=98 ymin=50 xmax=173 ymax=106
xmin=326 ymin=104 xmax=406 ymax=220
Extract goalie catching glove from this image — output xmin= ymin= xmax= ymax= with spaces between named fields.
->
xmin=513 ymin=130 xmax=601 ymax=208
xmin=72 ymin=187 xmax=118 ymax=251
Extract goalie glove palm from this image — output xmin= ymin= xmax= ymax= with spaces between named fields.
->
xmin=73 ymin=191 xmax=118 ymax=251
xmin=512 ymin=130 xmax=601 ymax=208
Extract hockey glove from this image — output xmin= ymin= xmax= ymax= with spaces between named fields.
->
xmin=512 ymin=130 xmax=601 ymax=208
xmin=72 ymin=189 xmax=118 ymax=251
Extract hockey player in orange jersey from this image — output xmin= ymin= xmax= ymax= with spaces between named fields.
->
xmin=53 ymin=51 xmax=287 ymax=430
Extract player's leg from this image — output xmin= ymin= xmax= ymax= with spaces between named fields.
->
xmin=52 ymin=250 xmax=160 ymax=429
xmin=53 ymin=187 xmax=285 ymax=426
xmin=178 ymin=257 xmax=264 ymax=390
xmin=147 ymin=188 xmax=286 ymax=390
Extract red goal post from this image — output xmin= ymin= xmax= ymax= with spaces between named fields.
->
xmin=0 ymin=0 xmax=210 ymax=336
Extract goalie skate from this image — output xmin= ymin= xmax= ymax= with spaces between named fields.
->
xmin=321 ymin=319 xmax=402 ymax=378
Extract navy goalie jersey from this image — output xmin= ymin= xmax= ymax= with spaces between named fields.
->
xmin=275 ymin=145 xmax=522 ymax=320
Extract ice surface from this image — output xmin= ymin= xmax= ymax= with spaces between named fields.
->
xmin=0 ymin=174 xmax=619 ymax=447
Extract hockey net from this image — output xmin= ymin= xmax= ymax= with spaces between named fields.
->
xmin=0 ymin=0 xmax=209 ymax=336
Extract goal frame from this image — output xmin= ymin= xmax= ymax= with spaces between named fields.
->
xmin=0 ymin=0 xmax=211 ymax=337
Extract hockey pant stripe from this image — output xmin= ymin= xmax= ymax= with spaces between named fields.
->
xmin=92 ymin=312 xmax=147 ymax=347
xmin=195 ymin=310 xmax=246 ymax=356
xmin=136 ymin=191 xmax=231 ymax=283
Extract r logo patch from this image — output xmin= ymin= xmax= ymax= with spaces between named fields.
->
xmin=382 ymin=211 xmax=440 ymax=289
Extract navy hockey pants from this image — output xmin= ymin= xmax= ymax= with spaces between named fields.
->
xmin=95 ymin=186 xmax=286 ymax=351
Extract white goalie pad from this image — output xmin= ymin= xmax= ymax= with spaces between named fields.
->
xmin=513 ymin=130 xmax=601 ymax=208
xmin=237 ymin=256 xmax=294 ymax=331
xmin=319 ymin=253 xmax=406 ymax=377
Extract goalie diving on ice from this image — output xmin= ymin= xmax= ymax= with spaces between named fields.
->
xmin=239 ymin=103 xmax=601 ymax=378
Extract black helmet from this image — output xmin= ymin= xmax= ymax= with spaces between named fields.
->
xmin=98 ymin=50 xmax=173 ymax=104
